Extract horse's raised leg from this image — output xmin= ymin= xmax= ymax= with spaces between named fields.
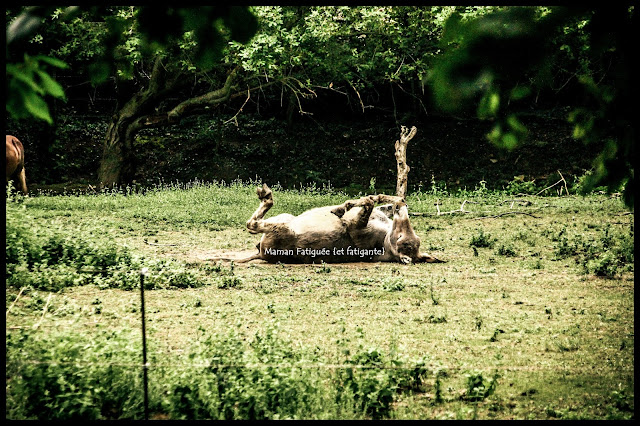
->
xmin=330 ymin=194 xmax=404 ymax=219
xmin=372 ymin=194 xmax=404 ymax=205
xmin=330 ymin=195 xmax=371 ymax=218
xmin=246 ymin=184 xmax=275 ymax=234
xmin=348 ymin=196 xmax=376 ymax=230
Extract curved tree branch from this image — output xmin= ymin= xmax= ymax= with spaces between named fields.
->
xmin=166 ymin=68 xmax=239 ymax=122
xmin=131 ymin=76 xmax=283 ymax=132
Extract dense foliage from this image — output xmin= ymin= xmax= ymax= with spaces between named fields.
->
xmin=429 ymin=6 xmax=635 ymax=207
xmin=5 ymin=6 xmax=634 ymax=199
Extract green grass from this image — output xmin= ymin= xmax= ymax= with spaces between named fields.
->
xmin=5 ymin=181 xmax=634 ymax=419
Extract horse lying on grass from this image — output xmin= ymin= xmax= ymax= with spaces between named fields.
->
xmin=230 ymin=184 xmax=444 ymax=264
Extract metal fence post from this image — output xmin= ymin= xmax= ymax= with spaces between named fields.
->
xmin=140 ymin=268 xmax=149 ymax=420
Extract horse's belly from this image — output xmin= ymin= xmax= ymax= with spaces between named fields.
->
xmin=263 ymin=206 xmax=387 ymax=263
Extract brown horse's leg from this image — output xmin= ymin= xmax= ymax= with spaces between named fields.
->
xmin=330 ymin=195 xmax=372 ymax=218
xmin=346 ymin=196 xmax=376 ymax=230
xmin=16 ymin=168 xmax=27 ymax=195
xmin=246 ymin=184 xmax=276 ymax=234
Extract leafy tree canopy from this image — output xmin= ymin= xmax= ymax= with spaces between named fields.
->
xmin=5 ymin=6 xmax=635 ymax=207
xmin=6 ymin=6 xmax=258 ymax=122
xmin=429 ymin=6 xmax=635 ymax=208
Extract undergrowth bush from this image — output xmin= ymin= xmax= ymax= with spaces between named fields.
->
xmin=6 ymin=194 xmax=211 ymax=291
xmin=470 ymin=229 xmax=496 ymax=249
xmin=6 ymin=323 xmax=456 ymax=420
xmin=156 ymin=325 xmax=331 ymax=419
xmin=550 ymin=225 xmax=634 ymax=278
xmin=496 ymin=243 xmax=518 ymax=257
xmin=339 ymin=346 xmax=429 ymax=419
xmin=6 ymin=328 xmax=146 ymax=420
xmin=462 ymin=370 xmax=499 ymax=402
xmin=504 ymin=176 xmax=539 ymax=195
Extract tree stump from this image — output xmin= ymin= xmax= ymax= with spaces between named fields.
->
xmin=395 ymin=125 xmax=417 ymax=199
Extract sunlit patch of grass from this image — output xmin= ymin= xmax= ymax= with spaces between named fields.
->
xmin=5 ymin=181 xmax=634 ymax=419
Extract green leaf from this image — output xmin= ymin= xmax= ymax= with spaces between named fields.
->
xmin=486 ymin=124 xmax=502 ymax=144
xmin=36 ymin=70 xmax=66 ymax=99
xmin=34 ymin=55 xmax=69 ymax=69
xmin=506 ymin=114 xmax=527 ymax=136
xmin=510 ymin=85 xmax=531 ymax=101
xmin=500 ymin=132 xmax=519 ymax=150
xmin=487 ymin=122 xmax=522 ymax=151
xmin=7 ymin=66 xmax=44 ymax=95
xmin=477 ymin=90 xmax=500 ymax=119
xmin=572 ymin=124 xmax=587 ymax=140
xmin=22 ymin=90 xmax=53 ymax=124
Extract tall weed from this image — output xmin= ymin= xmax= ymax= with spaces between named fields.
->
xmin=7 ymin=323 xmax=447 ymax=420
xmin=6 ymin=328 xmax=145 ymax=420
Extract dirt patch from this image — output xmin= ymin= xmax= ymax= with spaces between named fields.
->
xmin=196 ymin=249 xmax=263 ymax=264
xmin=202 ymin=249 xmax=399 ymax=269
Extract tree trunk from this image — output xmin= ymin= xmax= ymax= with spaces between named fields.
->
xmin=98 ymin=56 xmax=182 ymax=188
xmin=98 ymin=86 xmax=154 ymax=188
xmin=98 ymin=115 xmax=137 ymax=188
xmin=97 ymin=59 xmax=275 ymax=188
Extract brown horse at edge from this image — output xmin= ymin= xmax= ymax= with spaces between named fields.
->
xmin=6 ymin=135 xmax=27 ymax=195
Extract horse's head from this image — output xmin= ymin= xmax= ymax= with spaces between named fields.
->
xmin=387 ymin=201 xmax=443 ymax=264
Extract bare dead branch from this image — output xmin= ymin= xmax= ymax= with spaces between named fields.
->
xmin=501 ymin=199 xmax=533 ymax=208
xmin=472 ymin=211 xmax=541 ymax=220
xmin=6 ymin=287 xmax=25 ymax=318
xmin=33 ymin=293 xmax=52 ymax=330
xmin=315 ymin=83 xmax=348 ymax=96
xmin=409 ymin=200 xmax=480 ymax=217
xmin=393 ymin=82 xmax=429 ymax=116
xmin=143 ymin=239 xmax=178 ymax=247
xmin=348 ymin=81 xmax=366 ymax=113
xmin=535 ymin=179 xmax=563 ymax=196
xmin=224 ymin=87 xmax=252 ymax=126
xmin=280 ymin=77 xmax=317 ymax=116
xmin=230 ymin=79 xmax=279 ymax=101
xmin=395 ymin=125 xmax=417 ymax=199
xmin=535 ymin=170 xmax=570 ymax=197
xmin=557 ymin=170 xmax=569 ymax=195
xmin=437 ymin=200 xmax=478 ymax=215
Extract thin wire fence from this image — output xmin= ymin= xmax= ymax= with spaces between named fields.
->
xmin=6 ymin=358 xmax=632 ymax=374
xmin=6 ymin=272 xmax=633 ymax=385
xmin=6 ymin=268 xmax=635 ymax=422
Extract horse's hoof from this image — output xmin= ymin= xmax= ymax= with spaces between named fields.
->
xmin=257 ymin=184 xmax=272 ymax=201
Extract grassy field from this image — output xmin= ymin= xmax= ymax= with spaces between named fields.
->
xmin=5 ymin=181 xmax=634 ymax=420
